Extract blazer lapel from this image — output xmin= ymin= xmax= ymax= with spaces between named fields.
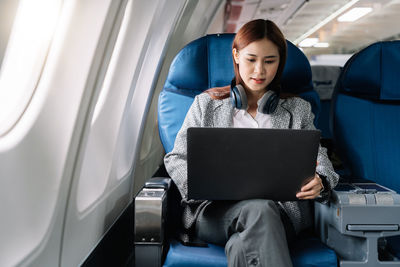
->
xmin=270 ymin=99 xmax=292 ymax=129
xmin=213 ymin=98 xmax=234 ymax=127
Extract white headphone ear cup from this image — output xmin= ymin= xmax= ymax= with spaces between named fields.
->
xmin=236 ymin=84 xmax=248 ymax=110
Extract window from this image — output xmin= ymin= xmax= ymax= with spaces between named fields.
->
xmin=0 ymin=0 xmax=62 ymax=136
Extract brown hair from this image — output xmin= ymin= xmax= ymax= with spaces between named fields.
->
xmin=206 ymin=19 xmax=289 ymax=100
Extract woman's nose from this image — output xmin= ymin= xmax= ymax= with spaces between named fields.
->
xmin=254 ymin=61 xmax=265 ymax=74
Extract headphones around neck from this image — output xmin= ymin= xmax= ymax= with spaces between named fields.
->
xmin=230 ymin=78 xmax=279 ymax=114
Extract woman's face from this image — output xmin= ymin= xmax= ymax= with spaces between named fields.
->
xmin=233 ymin=38 xmax=280 ymax=94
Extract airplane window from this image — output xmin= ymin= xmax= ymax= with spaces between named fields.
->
xmin=0 ymin=0 xmax=62 ymax=136
xmin=0 ymin=0 xmax=20 ymax=69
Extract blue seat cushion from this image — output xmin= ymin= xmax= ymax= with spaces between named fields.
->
xmin=163 ymin=240 xmax=227 ymax=267
xmin=290 ymin=237 xmax=337 ymax=267
xmin=163 ymin=237 xmax=337 ymax=267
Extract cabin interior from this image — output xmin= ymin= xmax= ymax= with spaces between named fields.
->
xmin=1 ymin=0 xmax=400 ymax=266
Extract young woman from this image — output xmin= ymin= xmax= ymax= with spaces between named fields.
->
xmin=164 ymin=19 xmax=339 ymax=267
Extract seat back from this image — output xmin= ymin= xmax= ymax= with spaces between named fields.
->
xmin=332 ymin=41 xmax=400 ymax=191
xmin=159 ymin=33 xmax=320 ymax=153
xmin=312 ymin=65 xmax=341 ymax=139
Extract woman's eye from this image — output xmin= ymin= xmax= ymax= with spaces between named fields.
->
xmin=247 ymin=59 xmax=256 ymax=62
xmin=265 ymin=60 xmax=275 ymax=64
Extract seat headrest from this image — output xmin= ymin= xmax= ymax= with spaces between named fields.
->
xmin=281 ymin=41 xmax=313 ymax=94
xmin=338 ymin=41 xmax=400 ymax=100
xmin=163 ymin=33 xmax=313 ymax=96
xmin=163 ymin=34 xmax=234 ymax=96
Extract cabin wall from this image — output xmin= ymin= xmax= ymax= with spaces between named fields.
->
xmin=59 ymin=0 xmax=224 ymax=266
xmin=132 ymin=0 xmax=225 ymax=195
xmin=0 ymin=0 xmax=224 ymax=266
xmin=0 ymin=0 xmax=126 ymax=266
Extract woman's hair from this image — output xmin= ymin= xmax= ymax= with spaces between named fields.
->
xmin=206 ymin=19 xmax=288 ymax=100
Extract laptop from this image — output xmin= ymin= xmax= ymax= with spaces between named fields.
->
xmin=187 ymin=127 xmax=321 ymax=201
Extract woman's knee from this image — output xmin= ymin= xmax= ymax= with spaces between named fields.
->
xmin=238 ymin=199 xmax=281 ymax=225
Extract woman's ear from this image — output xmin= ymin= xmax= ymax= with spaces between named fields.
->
xmin=232 ymin=48 xmax=239 ymax=64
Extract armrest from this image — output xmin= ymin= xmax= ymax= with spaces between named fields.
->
xmin=144 ymin=177 xmax=172 ymax=190
xmin=314 ymin=182 xmax=400 ymax=265
xmin=134 ymin=177 xmax=172 ymax=267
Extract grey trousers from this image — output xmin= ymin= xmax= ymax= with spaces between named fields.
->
xmin=195 ymin=199 xmax=295 ymax=267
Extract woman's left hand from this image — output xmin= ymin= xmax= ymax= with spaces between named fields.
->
xmin=296 ymin=173 xmax=324 ymax=200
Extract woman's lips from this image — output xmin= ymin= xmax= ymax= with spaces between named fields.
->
xmin=251 ymin=78 xmax=266 ymax=84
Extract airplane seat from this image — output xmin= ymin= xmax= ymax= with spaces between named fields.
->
xmin=280 ymin=41 xmax=321 ymax=124
xmin=311 ymin=65 xmax=343 ymax=170
xmin=312 ymin=65 xmax=341 ymax=139
xmin=135 ymin=34 xmax=337 ymax=267
xmin=331 ymin=40 xmax=400 ymax=257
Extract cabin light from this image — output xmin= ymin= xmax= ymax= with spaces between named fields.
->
xmin=294 ymin=0 xmax=361 ymax=45
xmin=299 ymin=38 xmax=319 ymax=47
xmin=337 ymin=7 xmax=372 ymax=22
xmin=314 ymin=42 xmax=330 ymax=48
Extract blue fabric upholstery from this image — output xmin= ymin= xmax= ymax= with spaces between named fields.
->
xmin=159 ymin=33 xmax=335 ymax=267
xmin=284 ymin=41 xmax=321 ymax=123
xmin=164 ymin=238 xmax=337 ymax=267
xmin=332 ymin=41 xmax=400 ymax=259
xmin=159 ymin=34 xmax=320 ymax=153
xmin=332 ymin=41 xmax=400 ymax=187
xmin=281 ymin=42 xmax=314 ymax=95
xmin=290 ymin=237 xmax=337 ymax=267
xmin=317 ymin=101 xmax=332 ymax=139
xmin=333 ymin=94 xmax=400 ymax=191
xmin=163 ymin=240 xmax=227 ymax=267
xmin=338 ymin=42 xmax=400 ymax=100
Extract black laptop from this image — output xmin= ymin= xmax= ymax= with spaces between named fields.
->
xmin=187 ymin=127 xmax=321 ymax=201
